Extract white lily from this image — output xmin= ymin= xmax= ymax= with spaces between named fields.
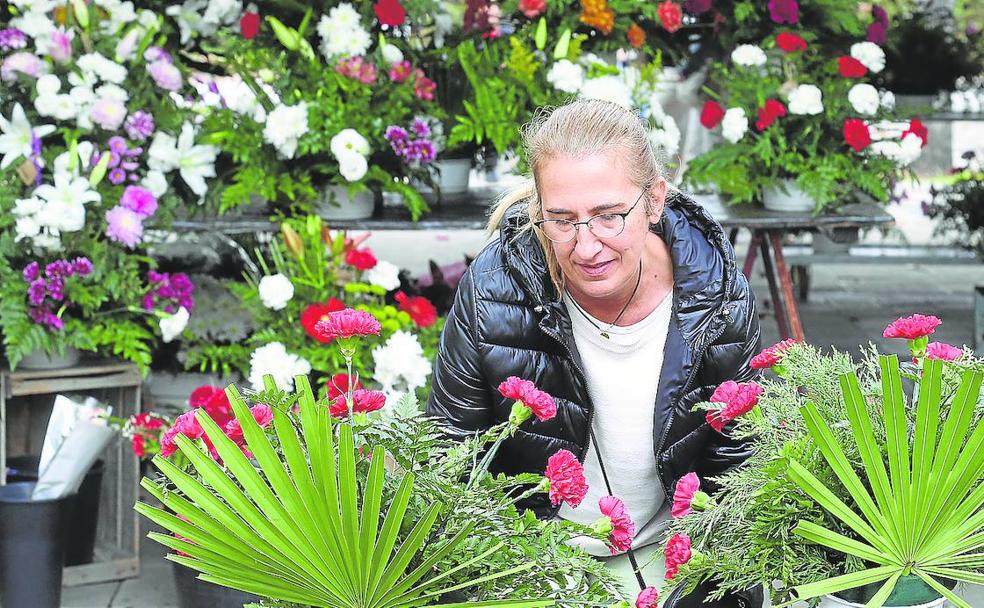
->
xmin=0 ymin=103 xmax=56 ymax=170
xmin=148 ymin=122 xmax=218 ymax=196
xmin=34 ymin=171 xmax=101 ymax=232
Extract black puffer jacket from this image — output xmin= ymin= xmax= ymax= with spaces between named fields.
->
xmin=426 ymin=190 xmax=763 ymax=606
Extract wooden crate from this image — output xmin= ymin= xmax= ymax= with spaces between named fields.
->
xmin=0 ymin=360 xmax=142 ymax=586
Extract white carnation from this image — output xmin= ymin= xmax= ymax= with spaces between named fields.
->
xmin=870 ymin=132 xmax=923 ymax=167
xmin=258 ymin=273 xmax=294 ymax=310
xmin=580 ymin=76 xmax=632 ymax=109
xmin=731 ymin=44 xmax=767 ymax=67
xmin=330 ymin=128 xmax=370 ymax=158
xmin=338 ymin=152 xmax=368 ymax=182
xmin=848 ymin=84 xmax=880 ymax=116
xmin=371 ymin=331 xmax=431 ymax=394
xmin=364 ymin=260 xmax=401 ymax=291
xmin=546 ymin=60 xmax=585 ymax=94
xmin=787 ymin=84 xmax=823 ymax=115
xmin=248 ymin=342 xmax=311 ymax=391
xmin=880 ymin=90 xmax=895 ymax=110
xmin=721 ymin=107 xmax=748 ymax=144
xmin=317 ymin=5 xmax=371 ymax=60
xmin=850 ymin=42 xmax=885 ymax=74
xmin=159 ymin=306 xmax=190 ymax=343
xmin=263 ymin=102 xmax=309 ymax=159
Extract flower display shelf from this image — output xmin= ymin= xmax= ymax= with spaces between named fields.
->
xmin=0 ymin=360 xmax=142 ymax=586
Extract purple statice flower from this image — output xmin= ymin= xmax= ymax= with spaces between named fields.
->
xmin=72 ymin=257 xmax=93 ymax=276
xmin=872 ymin=5 xmax=888 ymax=25
xmin=34 ymin=308 xmax=64 ymax=330
xmin=0 ymin=29 xmax=28 ymax=52
xmin=28 ymin=279 xmax=47 ymax=306
xmin=23 ymin=261 xmax=39 ymax=282
xmin=124 ymin=111 xmax=155 ymax=141
xmin=106 ymin=206 xmax=144 ymax=248
xmin=47 ymin=276 xmax=65 ymax=301
xmin=867 ymin=21 xmax=887 ymax=45
xmin=148 ymin=59 xmax=182 ymax=91
xmin=768 ymin=0 xmax=799 ymax=24
xmin=45 ymin=259 xmax=73 ymax=278
xmin=143 ymin=46 xmax=171 ymax=63
xmin=120 ymin=185 xmax=157 ymax=218
xmin=684 ymin=0 xmax=712 ymax=14
xmin=141 ymin=293 xmax=155 ymax=311
xmin=411 ymin=117 xmax=431 ymax=138
xmin=1 ymin=51 xmax=44 ymax=82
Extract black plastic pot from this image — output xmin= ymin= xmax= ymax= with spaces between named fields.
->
xmin=172 ymin=561 xmax=260 ymax=608
xmin=0 ymin=482 xmax=71 ymax=608
xmin=5 ymin=455 xmax=105 ymax=565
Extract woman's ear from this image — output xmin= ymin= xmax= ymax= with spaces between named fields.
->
xmin=646 ymin=178 xmax=668 ymax=221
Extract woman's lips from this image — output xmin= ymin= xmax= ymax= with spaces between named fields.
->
xmin=577 ymin=260 xmax=614 ymax=277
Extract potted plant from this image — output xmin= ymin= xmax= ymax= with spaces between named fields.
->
xmin=663 ymin=316 xmax=983 ymax=607
xmin=0 ymin=1 xmax=202 ymax=371
xmin=924 ymin=151 xmax=984 ymax=255
xmin=685 ymin=25 xmax=926 ymax=214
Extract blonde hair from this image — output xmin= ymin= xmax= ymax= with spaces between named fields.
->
xmin=487 ymin=98 xmax=669 ymax=296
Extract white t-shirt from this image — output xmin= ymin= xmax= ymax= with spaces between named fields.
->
xmin=558 ymin=290 xmax=674 ymax=556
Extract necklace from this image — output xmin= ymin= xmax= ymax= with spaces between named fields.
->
xmin=567 ymin=259 xmax=644 ymax=339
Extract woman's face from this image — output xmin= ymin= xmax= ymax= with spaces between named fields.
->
xmin=537 ymin=152 xmax=665 ymax=303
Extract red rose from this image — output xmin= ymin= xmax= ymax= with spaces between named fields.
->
xmin=902 ymin=118 xmax=928 ymax=148
xmin=326 ymin=373 xmax=362 ymax=401
xmin=519 ymin=0 xmax=546 ymax=18
xmin=300 ymin=299 xmax=346 ymax=343
xmin=843 ymin=118 xmax=872 ymax=152
xmin=700 ymin=100 xmax=726 ymax=129
xmin=395 ymin=291 xmax=437 ymax=328
xmin=664 ymin=533 xmax=693 ymax=579
xmin=240 ymin=11 xmax=260 ymax=39
xmin=883 ymin=314 xmax=942 ymax=340
xmin=755 ymin=99 xmax=787 ymax=131
xmin=345 ymin=247 xmax=377 ymax=270
xmin=543 ymin=449 xmax=589 ymax=508
xmin=373 ymin=0 xmax=406 ymax=26
xmin=657 ymin=1 xmax=683 ymax=33
xmin=838 ymin=56 xmax=868 ymax=78
xmin=775 ymin=32 xmax=806 ymax=52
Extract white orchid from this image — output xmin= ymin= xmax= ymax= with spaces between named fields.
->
xmin=0 ymin=103 xmax=55 ymax=170
xmin=148 ymin=122 xmax=218 ymax=196
xmin=34 ymin=172 xmax=101 ymax=232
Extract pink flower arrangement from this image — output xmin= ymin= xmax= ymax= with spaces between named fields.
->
xmin=499 ymin=376 xmax=557 ymax=423
xmin=597 ymin=496 xmax=635 ymax=555
xmin=750 ymin=339 xmax=797 ymax=370
xmin=635 ymin=586 xmax=659 ymax=608
xmin=160 ymin=387 xmax=275 ymax=460
xmin=883 ymin=314 xmax=942 ymax=340
xmin=543 ymin=449 xmax=589 ymax=508
xmin=314 ymin=309 xmax=382 ymax=342
xmin=706 ymin=381 xmax=764 ymax=432
xmin=664 ymin=533 xmax=693 ymax=579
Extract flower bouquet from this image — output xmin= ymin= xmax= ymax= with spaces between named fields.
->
xmin=0 ymin=1 xmax=205 ymax=370
xmin=662 ymin=315 xmax=984 ymax=607
xmin=685 ymin=17 xmax=928 ymax=212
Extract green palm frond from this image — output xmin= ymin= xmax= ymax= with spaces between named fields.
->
xmin=780 ymin=356 xmax=984 ymax=608
xmin=136 ymin=375 xmax=553 ymax=608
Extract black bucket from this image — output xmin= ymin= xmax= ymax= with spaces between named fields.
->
xmin=5 ymin=455 xmax=105 ymax=566
xmin=0 ymin=482 xmax=71 ymax=608
xmin=172 ymin=561 xmax=261 ymax=608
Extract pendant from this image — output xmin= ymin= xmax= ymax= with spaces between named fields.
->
xmin=600 ymin=332 xmax=610 ymax=339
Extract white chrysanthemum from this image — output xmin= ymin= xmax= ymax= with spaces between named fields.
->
xmin=258 ymin=274 xmax=294 ymax=310
xmin=317 ymin=5 xmax=371 ymax=60
xmin=580 ymin=76 xmax=632 ymax=109
xmin=76 ymin=53 xmax=127 ymax=84
xmin=159 ymin=306 xmax=190 ymax=343
xmin=337 ymin=152 xmax=368 ymax=182
xmin=648 ymin=114 xmax=681 ymax=157
xmin=10 ymin=10 xmax=56 ymax=39
xmin=35 ymin=76 xmax=79 ymax=121
xmin=787 ymin=84 xmax=824 ymax=115
xmin=330 ymin=128 xmax=370 ymax=158
xmin=364 ymin=260 xmax=401 ymax=291
xmin=848 ymin=84 xmax=880 ymax=116
xmin=249 ymin=342 xmax=311 ymax=391
xmin=263 ymin=102 xmax=309 ymax=159
xmin=721 ymin=108 xmax=748 ymax=144
xmin=546 ymin=60 xmax=585 ymax=94
xmin=850 ymin=42 xmax=885 ymax=74
xmin=371 ymin=331 xmax=431 ymax=394
xmin=731 ymin=44 xmax=767 ymax=67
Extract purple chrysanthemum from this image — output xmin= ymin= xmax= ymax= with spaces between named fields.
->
xmin=0 ymin=29 xmax=27 ymax=51
xmin=385 ymin=125 xmax=409 ymax=142
xmin=124 ymin=111 xmax=155 ymax=141
xmin=45 ymin=260 xmax=72 ymax=278
xmin=28 ymin=279 xmax=46 ymax=306
xmin=108 ymin=168 xmax=127 ymax=185
xmin=411 ymin=117 xmax=431 ymax=138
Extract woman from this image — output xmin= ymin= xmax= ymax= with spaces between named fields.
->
xmin=426 ymin=99 xmax=763 ymax=608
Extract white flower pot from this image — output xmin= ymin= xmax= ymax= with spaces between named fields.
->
xmin=316 ymin=186 xmax=375 ymax=221
xmin=820 ymin=594 xmax=945 ymax=608
xmin=762 ymin=180 xmax=817 ymax=213
xmin=435 ymin=158 xmax=472 ymax=195
xmin=19 ymin=347 xmax=81 ymax=370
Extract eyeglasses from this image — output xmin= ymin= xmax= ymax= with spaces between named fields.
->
xmin=534 ymin=189 xmax=646 ymax=244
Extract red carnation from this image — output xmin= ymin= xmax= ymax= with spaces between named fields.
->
xmin=664 ymin=533 xmax=693 ymax=579
xmin=902 ymin=118 xmax=929 ymax=148
xmin=300 ymin=299 xmax=346 ymax=343
xmin=750 ymin=338 xmax=797 ymax=369
xmin=671 ymin=472 xmax=701 ymax=518
xmin=373 ymin=0 xmax=406 ymax=26
xmin=543 ymin=449 xmax=589 ymax=508
xmin=499 ymin=376 xmax=557 ymax=422
xmin=131 ymin=434 xmax=145 ymax=458
xmin=776 ymin=32 xmax=807 ymax=52
xmin=925 ymin=342 xmax=962 ymax=362
xmin=519 ymin=0 xmax=546 ymax=18
xmin=189 ymin=385 xmax=222 ymax=408
xmin=314 ymin=308 xmax=382 ymax=342
xmin=657 ymin=1 xmax=683 ymax=33
xmin=706 ymin=381 xmax=764 ymax=432
xmin=345 ymin=247 xmax=377 ymax=270
xmin=329 ymin=389 xmax=387 ymax=417
xmin=395 ymin=291 xmax=437 ymax=328
xmin=240 ymin=11 xmax=260 ymax=39
xmin=843 ymin=118 xmax=871 ymax=152
xmin=326 ymin=373 xmax=362 ymax=401
xmin=700 ymin=100 xmax=725 ymax=129
xmin=636 ymin=587 xmax=660 ymax=608
xmin=756 ymin=99 xmax=787 ymax=131
xmin=838 ymin=56 xmax=868 ymax=78
xmin=131 ymin=412 xmax=165 ymax=430
xmin=598 ymin=496 xmax=635 ymax=554
xmin=883 ymin=314 xmax=942 ymax=340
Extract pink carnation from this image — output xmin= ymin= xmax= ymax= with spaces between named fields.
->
xmin=314 ymin=309 xmax=382 ymax=341
xmin=543 ymin=449 xmax=588 ymax=508
xmin=671 ymin=472 xmax=701 ymax=518
xmin=224 ymin=404 xmax=275 ymax=443
xmin=750 ymin=339 xmax=797 ymax=369
xmin=498 ymin=376 xmax=556 ymax=422
xmin=664 ymin=533 xmax=693 ymax=580
xmin=329 ymin=389 xmax=387 ymax=417
xmin=636 ymin=586 xmax=659 ymax=608
xmin=160 ymin=410 xmax=205 ymax=457
xmin=599 ymin=496 xmax=635 ymax=555
xmin=925 ymin=342 xmax=962 ymax=362
xmin=883 ymin=314 xmax=942 ymax=340
xmin=706 ymin=381 xmax=764 ymax=432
